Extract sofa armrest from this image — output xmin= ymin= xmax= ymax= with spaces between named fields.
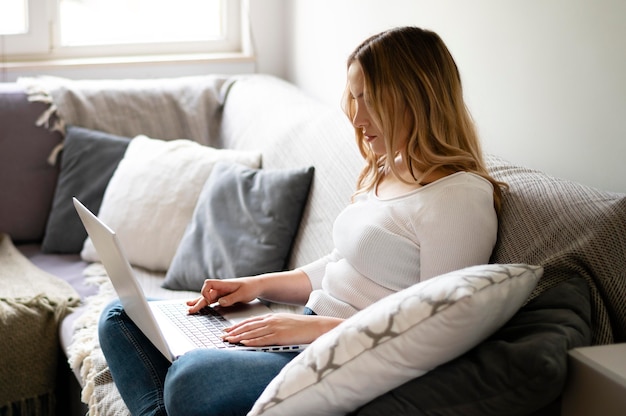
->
xmin=0 ymin=83 xmax=62 ymax=243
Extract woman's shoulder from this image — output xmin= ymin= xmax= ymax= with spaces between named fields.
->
xmin=414 ymin=172 xmax=497 ymax=227
xmin=434 ymin=171 xmax=492 ymax=188
xmin=363 ymin=171 xmax=492 ymax=204
xmin=420 ymin=171 xmax=495 ymax=205
xmin=421 ymin=171 xmax=493 ymax=197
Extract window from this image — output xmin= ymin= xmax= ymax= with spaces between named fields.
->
xmin=0 ymin=0 xmax=28 ymax=35
xmin=0 ymin=0 xmax=245 ymax=60
xmin=0 ymin=0 xmax=48 ymax=56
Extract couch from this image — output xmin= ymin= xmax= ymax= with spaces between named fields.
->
xmin=1 ymin=74 xmax=625 ymax=416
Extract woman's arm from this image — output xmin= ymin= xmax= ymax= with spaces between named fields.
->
xmin=187 ymin=269 xmax=313 ymax=313
xmin=255 ymin=269 xmax=313 ymax=305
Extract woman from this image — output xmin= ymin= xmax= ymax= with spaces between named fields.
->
xmin=99 ymin=26 xmax=506 ymax=416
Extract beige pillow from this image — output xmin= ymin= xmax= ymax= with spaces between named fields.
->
xmin=80 ymin=135 xmax=261 ymax=271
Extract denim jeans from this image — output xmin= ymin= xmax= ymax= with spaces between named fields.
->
xmin=99 ymin=300 xmax=300 ymax=416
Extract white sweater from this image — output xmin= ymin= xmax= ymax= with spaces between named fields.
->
xmin=300 ymin=172 xmax=498 ymax=318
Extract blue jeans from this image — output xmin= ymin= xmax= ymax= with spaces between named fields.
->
xmin=98 ymin=300 xmax=301 ymax=416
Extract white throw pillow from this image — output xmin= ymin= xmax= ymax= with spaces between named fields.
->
xmin=80 ymin=135 xmax=261 ymax=271
xmin=248 ymin=263 xmax=543 ymax=416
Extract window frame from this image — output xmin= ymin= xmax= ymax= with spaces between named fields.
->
xmin=1 ymin=0 xmax=246 ymax=61
xmin=1 ymin=0 xmax=49 ymax=56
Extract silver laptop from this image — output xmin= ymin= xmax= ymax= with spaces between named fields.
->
xmin=73 ymin=197 xmax=307 ymax=362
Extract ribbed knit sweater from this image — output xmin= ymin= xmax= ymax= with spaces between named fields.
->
xmin=300 ymin=172 xmax=498 ymax=318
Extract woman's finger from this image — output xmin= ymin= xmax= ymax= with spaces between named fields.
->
xmin=223 ymin=315 xmax=268 ymax=333
xmin=223 ymin=324 xmax=275 ymax=345
xmin=186 ymin=296 xmax=209 ymax=314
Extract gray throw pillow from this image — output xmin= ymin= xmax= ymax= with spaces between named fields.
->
xmin=162 ymin=162 xmax=314 ymax=291
xmin=41 ymin=126 xmax=130 ymax=253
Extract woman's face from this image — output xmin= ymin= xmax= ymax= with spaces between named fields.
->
xmin=347 ymin=62 xmax=387 ymax=156
xmin=347 ymin=61 xmax=411 ymax=157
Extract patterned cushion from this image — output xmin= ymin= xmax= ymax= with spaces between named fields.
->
xmin=249 ymin=264 xmax=542 ymax=416
xmin=487 ymin=155 xmax=626 ymax=344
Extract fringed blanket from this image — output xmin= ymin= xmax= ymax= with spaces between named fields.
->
xmin=0 ymin=234 xmax=80 ymax=416
xmin=17 ymin=75 xmax=235 ymax=164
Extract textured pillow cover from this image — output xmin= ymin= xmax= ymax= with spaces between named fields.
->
xmin=42 ymin=126 xmax=130 ymax=253
xmin=80 ymin=135 xmax=262 ymax=271
xmin=248 ymin=263 xmax=542 ymax=416
xmin=163 ymin=162 xmax=314 ymax=291
xmin=352 ymin=276 xmax=592 ymax=416
xmin=486 ymin=154 xmax=626 ymax=344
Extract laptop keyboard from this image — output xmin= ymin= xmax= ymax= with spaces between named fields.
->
xmin=156 ymin=303 xmax=240 ymax=349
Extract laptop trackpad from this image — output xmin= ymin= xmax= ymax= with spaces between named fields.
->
xmin=214 ymin=299 xmax=274 ymax=325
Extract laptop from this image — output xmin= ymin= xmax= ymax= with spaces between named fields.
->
xmin=73 ymin=197 xmax=308 ymax=362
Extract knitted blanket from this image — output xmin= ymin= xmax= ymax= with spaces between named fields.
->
xmin=0 ymin=234 xmax=80 ymax=415
xmin=67 ymin=264 xmax=130 ymax=416
xmin=487 ymin=155 xmax=626 ymax=345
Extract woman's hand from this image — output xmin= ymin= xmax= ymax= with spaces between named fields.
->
xmin=221 ymin=313 xmax=344 ymax=346
xmin=187 ymin=277 xmax=260 ymax=314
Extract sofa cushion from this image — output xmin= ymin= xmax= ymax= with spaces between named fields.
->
xmin=486 ymin=154 xmax=626 ymax=344
xmin=163 ymin=162 xmax=314 ymax=291
xmin=352 ymin=276 xmax=592 ymax=416
xmin=249 ymin=263 xmax=542 ymax=416
xmin=80 ymin=135 xmax=262 ymax=272
xmin=42 ymin=126 xmax=130 ymax=254
xmin=0 ymin=84 xmax=62 ymax=243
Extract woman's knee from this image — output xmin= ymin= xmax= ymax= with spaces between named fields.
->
xmin=98 ymin=299 xmax=124 ymax=343
xmin=164 ymin=349 xmax=292 ymax=416
xmin=164 ymin=350 xmax=226 ymax=415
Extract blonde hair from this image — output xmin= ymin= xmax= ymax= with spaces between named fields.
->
xmin=342 ymin=26 xmax=506 ymax=212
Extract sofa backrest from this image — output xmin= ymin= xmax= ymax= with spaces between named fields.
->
xmin=0 ymin=83 xmax=62 ymax=243
xmin=222 ymin=75 xmax=626 ymax=344
xmin=220 ymin=75 xmax=364 ymax=268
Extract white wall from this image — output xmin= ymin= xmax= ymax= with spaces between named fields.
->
xmin=281 ymin=0 xmax=626 ymax=193
xmin=248 ymin=0 xmax=288 ymax=76
xmin=3 ymin=1 xmax=623 ymax=193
